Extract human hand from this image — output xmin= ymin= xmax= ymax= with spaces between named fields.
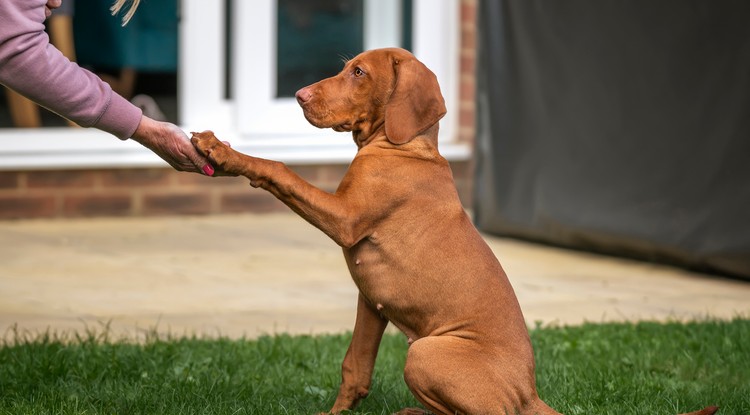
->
xmin=131 ymin=116 xmax=222 ymax=176
xmin=44 ymin=0 xmax=62 ymax=18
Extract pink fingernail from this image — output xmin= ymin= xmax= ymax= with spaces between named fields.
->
xmin=202 ymin=164 xmax=215 ymax=176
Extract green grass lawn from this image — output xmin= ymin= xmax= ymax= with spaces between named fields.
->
xmin=1 ymin=318 xmax=748 ymax=415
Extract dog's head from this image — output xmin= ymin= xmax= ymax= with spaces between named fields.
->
xmin=295 ymin=48 xmax=446 ymax=147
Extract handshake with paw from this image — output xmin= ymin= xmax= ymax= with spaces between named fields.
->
xmin=190 ymin=130 xmax=239 ymax=178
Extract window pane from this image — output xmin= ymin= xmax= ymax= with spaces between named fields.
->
xmin=276 ymin=0 xmax=364 ymax=97
xmin=74 ymin=0 xmax=179 ymax=123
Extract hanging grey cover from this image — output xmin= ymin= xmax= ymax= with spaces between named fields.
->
xmin=473 ymin=0 xmax=750 ymax=278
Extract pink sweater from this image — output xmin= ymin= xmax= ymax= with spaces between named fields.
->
xmin=0 ymin=0 xmax=142 ymax=139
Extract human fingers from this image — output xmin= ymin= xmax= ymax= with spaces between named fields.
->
xmin=182 ymin=140 xmax=215 ymax=176
xmin=45 ymin=0 xmax=62 ymax=17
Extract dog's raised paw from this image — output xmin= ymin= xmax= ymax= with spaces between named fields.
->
xmin=190 ymin=130 xmax=224 ymax=157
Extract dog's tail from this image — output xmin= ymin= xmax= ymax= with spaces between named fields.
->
xmin=678 ymin=406 xmax=719 ymax=415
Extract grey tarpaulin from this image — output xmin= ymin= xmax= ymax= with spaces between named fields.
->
xmin=473 ymin=0 xmax=750 ymax=278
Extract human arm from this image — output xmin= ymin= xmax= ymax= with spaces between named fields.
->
xmin=0 ymin=0 xmax=140 ymax=138
xmin=0 ymin=0 xmax=217 ymax=175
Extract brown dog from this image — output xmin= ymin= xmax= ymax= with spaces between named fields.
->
xmin=191 ymin=48 xmax=717 ymax=415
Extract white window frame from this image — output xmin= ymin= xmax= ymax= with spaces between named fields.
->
xmin=0 ymin=0 xmax=467 ymax=171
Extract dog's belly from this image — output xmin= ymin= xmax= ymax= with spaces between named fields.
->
xmin=342 ymin=217 xmax=530 ymax=348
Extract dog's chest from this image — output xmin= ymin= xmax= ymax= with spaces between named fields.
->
xmin=342 ymin=231 xmax=451 ymax=342
xmin=343 ymin=234 xmax=406 ymax=304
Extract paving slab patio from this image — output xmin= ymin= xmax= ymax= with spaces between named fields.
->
xmin=1 ymin=213 xmax=748 ymax=340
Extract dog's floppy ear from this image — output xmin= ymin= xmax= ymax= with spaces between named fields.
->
xmin=384 ymin=55 xmax=447 ymax=145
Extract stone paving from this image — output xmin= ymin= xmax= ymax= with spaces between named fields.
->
xmin=1 ymin=213 xmax=748 ymax=340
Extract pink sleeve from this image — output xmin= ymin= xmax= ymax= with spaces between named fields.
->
xmin=0 ymin=0 xmax=143 ymax=139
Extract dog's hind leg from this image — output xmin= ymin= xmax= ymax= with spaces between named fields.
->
xmin=402 ymin=335 xmax=554 ymax=415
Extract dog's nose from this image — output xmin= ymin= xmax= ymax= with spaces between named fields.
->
xmin=295 ymin=87 xmax=312 ymax=105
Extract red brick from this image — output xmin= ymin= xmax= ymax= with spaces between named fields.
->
xmin=304 ymin=164 xmax=348 ymax=192
xmin=100 ymin=168 xmax=172 ymax=187
xmin=175 ymin=169 xmax=245 ymax=187
xmin=460 ymin=0 xmax=477 ymax=53
xmin=319 ymin=164 xmax=349 ymax=182
xmin=0 ymin=194 xmax=57 ymax=219
xmin=142 ymin=192 xmax=212 ymax=216
xmin=220 ymin=191 xmax=285 ymax=213
xmin=461 ymin=0 xmax=477 ymax=22
xmin=63 ymin=194 xmax=132 ymax=217
xmin=288 ymin=165 xmax=322 ymax=182
xmin=461 ymin=27 xmax=476 ymax=51
xmin=460 ymin=78 xmax=476 ymax=101
xmin=283 ymin=164 xmax=347 ymax=193
xmin=459 ymin=106 xmax=475 ymax=130
xmin=0 ymin=172 xmax=20 ymax=189
xmin=460 ymin=54 xmax=476 ymax=75
xmin=27 ymin=170 xmax=96 ymax=189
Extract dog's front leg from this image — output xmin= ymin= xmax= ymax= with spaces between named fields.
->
xmin=191 ymin=131 xmax=371 ymax=247
xmin=326 ymin=293 xmax=389 ymax=414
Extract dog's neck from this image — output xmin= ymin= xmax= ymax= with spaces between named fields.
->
xmin=354 ymin=123 xmax=441 ymax=158
xmin=352 ymin=119 xmax=385 ymax=149
xmin=353 ymin=122 xmax=440 ymax=150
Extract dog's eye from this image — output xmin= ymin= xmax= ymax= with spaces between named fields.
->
xmin=354 ymin=67 xmax=365 ymax=77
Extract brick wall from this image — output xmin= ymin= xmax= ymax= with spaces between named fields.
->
xmin=459 ymin=0 xmax=477 ymax=144
xmin=0 ymin=161 xmax=473 ymax=219
xmin=0 ymin=1 xmax=477 ymax=220
xmin=457 ymin=0 xmax=478 ymax=204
